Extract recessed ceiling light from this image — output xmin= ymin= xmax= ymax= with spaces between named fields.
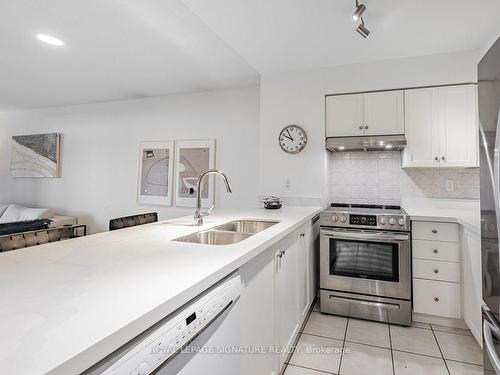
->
xmin=36 ymin=34 xmax=64 ymax=46
xmin=337 ymin=146 xmax=345 ymax=150
xmin=386 ymin=144 xmax=393 ymax=149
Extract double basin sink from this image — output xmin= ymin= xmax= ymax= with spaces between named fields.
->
xmin=173 ymin=219 xmax=279 ymax=245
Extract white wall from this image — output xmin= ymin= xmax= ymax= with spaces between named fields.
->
xmin=0 ymin=87 xmax=260 ymax=233
xmin=259 ymin=50 xmax=479 ymax=204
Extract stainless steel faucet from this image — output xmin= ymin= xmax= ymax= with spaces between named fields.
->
xmin=194 ymin=169 xmax=232 ymax=226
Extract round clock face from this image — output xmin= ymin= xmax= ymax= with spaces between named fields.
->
xmin=279 ymin=125 xmax=307 ymax=154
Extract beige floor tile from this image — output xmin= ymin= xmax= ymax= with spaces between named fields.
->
xmin=346 ymin=318 xmax=390 ymax=348
xmin=446 ymin=360 xmax=484 ymax=375
xmin=411 ymin=321 xmax=431 ymax=330
xmin=431 ymin=324 xmax=472 ymax=335
xmin=289 ymin=334 xmax=343 ymax=374
xmin=340 ymin=342 xmax=393 ymax=375
xmin=390 ymin=326 xmax=441 ymax=357
xmin=434 ymin=331 xmax=483 ymax=365
xmin=284 ymin=364 xmax=331 ymax=375
xmin=303 ymin=312 xmax=347 ymax=340
xmin=393 ymin=351 xmax=448 ymax=375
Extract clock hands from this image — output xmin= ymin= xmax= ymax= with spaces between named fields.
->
xmin=286 ymin=129 xmax=294 ymax=141
xmin=282 ymin=133 xmax=293 ymax=141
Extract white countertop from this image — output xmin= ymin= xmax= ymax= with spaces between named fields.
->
xmin=401 ymin=197 xmax=481 ymax=235
xmin=0 ymin=207 xmax=320 ymax=375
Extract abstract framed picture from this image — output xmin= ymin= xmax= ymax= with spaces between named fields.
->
xmin=174 ymin=139 xmax=216 ymax=208
xmin=137 ymin=141 xmax=174 ymax=206
xmin=10 ymin=133 xmax=61 ymax=178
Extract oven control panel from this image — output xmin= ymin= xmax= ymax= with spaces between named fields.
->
xmin=350 ymin=214 xmax=377 ymax=226
xmin=320 ymin=212 xmax=410 ymax=231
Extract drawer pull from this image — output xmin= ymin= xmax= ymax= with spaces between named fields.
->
xmin=434 ymin=269 xmax=439 ymax=274
xmin=432 ymin=229 xmax=438 ymax=234
xmin=434 ymin=297 xmax=440 ymax=302
xmin=433 ymin=249 xmax=438 ymax=254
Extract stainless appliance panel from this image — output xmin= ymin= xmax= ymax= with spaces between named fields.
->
xmin=320 ymin=290 xmax=412 ymax=326
xmin=479 ymin=37 xmax=500 ymax=323
xmin=320 ymin=228 xmax=411 ymax=300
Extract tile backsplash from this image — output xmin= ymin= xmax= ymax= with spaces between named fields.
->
xmin=328 ymin=151 xmax=479 ymax=204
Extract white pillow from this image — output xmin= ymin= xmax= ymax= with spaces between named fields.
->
xmin=0 ymin=204 xmax=54 ymax=223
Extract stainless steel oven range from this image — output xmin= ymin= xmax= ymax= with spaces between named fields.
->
xmin=320 ymin=203 xmax=412 ymax=326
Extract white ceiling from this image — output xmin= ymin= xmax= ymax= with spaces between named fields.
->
xmin=1 ymin=0 xmax=499 ymax=109
xmin=184 ymin=0 xmax=500 ymax=73
xmin=0 ymin=0 xmax=259 ymax=110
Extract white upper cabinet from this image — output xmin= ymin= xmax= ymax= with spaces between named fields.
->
xmin=325 ymin=94 xmax=363 ymax=137
xmin=403 ymin=84 xmax=479 ymax=168
xmin=438 ymin=85 xmax=479 ymax=167
xmin=326 ymin=90 xmax=404 ymax=137
xmin=363 ymin=91 xmax=404 ymax=135
xmin=403 ymin=87 xmax=441 ymax=167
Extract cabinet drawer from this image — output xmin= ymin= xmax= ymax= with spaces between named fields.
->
xmin=412 ymin=221 xmax=458 ymax=242
xmin=413 ymin=279 xmax=461 ymax=318
xmin=413 ymin=259 xmax=460 ymax=282
xmin=413 ymin=239 xmax=459 ymax=262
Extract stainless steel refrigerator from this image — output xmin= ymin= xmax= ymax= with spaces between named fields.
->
xmin=479 ymin=36 xmax=500 ymax=375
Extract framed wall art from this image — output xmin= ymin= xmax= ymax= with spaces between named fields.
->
xmin=174 ymin=139 xmax=215 ymax=208
xmin=10 ymin=133 xmax=61 ymax=178
xmin=137 ymin=141 xmax=174 ymax=206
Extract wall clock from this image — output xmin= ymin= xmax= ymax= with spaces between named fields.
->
xmin=279 ymin=125 xmax=307 ymax=154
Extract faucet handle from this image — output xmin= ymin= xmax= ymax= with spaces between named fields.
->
xmin=202 ymin=205 xmax=215 ymax=216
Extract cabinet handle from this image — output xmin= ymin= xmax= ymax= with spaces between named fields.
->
xmin=277 ymin=250 xmax=284 ymax=258
xmin=300 ymin=233 xmax=305 ymax=238
xmin=359 ymin=125 xmax=363 ymax=130
xmin=432 ymin=229 xmax=438 ymax=234
xmin=434 ymin=297 xmax=440 ymax=302
xmin=433 ymin=249 xmax=438 ymax=254
xmin=441 ymin=156 xmax=446 ymax=161
xmin=433 ymin=269 xmax=439 ymax=274
xmin=364 ymin=125 xmax=369 ymax=130
xmin=434 ymin=156 xmax=439 ymax=161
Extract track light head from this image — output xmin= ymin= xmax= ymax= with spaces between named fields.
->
xmin=352 ymin=3 xmax=366 ymax=21
xmin=356 ymin=22 xmax=370 ymax=38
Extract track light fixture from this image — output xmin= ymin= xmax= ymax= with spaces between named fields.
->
xmin=352 ymin=1 xmax=366 ymax=21
xmin=352 ymin=0 xmax=370 ymax=38
xmin=356 ymin=19 xmax=370 ymax=38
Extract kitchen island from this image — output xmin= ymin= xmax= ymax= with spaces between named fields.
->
xmin=0 ymin=207 xmax=320 ymax=375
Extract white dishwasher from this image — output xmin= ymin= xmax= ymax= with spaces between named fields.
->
xmin=84 ymin=272 xmax=242 ymax=375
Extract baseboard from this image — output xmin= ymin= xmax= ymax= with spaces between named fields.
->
xmin=412 ymin=312 xmax=468 ymax=329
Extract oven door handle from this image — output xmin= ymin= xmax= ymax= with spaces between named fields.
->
xmin=321 ymin=229 xmax=410 ymax=242
xmin=329 ymin=295 xmax=401 ymax=310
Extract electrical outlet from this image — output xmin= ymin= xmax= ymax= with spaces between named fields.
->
xmin=445 ymin=179 xmax=455 ymax=192
xmin=285 ymin=178 xmax=291 ymax=190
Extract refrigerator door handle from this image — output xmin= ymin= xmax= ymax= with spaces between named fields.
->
xmin=484 ymin=317 xmax=500 ymax=375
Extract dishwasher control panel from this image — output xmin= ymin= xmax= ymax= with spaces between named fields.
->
xmin=102 ymin=273 xmax=241 ymax=375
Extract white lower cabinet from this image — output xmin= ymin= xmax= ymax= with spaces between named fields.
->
xmin=413 ymin=278 xmax=461 ymax=318
xmin=412 ymin=219 xmax=483 ymax=345
xmin=239 ymin=246 xmax=276 ymax=375
xmin=274 ymin=233 xmax=300 ymax=371
xmin=460 ymin=227 xmax=482 ymax=343
xmin=412 ymin=221 xmax=462 ymax=319
xmin=238 ymin=219 xmax=318 ymax=375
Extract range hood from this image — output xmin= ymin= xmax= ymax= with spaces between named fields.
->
xmin=325 ymin=134 xmax=407 ymax=152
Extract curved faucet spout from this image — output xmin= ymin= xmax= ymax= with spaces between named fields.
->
xmin=194 ymin=169 xmax=232 ymax=225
